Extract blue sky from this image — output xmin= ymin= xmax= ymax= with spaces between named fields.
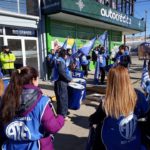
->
xmin=134 ymin=0 xmax=150 ymax=37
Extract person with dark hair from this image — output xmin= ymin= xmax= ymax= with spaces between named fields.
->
xmin=92 ymin=47 xmax=99 ymax=66
xmin=113 ymin=45 xmax=130 ymax=68
xmin=0 ymin=66 xmax=64 ymax=150
xmin=46 ymin=49 xmax=56 ymax=79
xmin=98 ymin=46 xmax=107 ymax=84
xmin=54 ymin=49 xmax=72 ymax=121
xmin=0 ymin=46 xmax=16 ymax=76
xmin=80 ymin=54 xmax=89 ymax=77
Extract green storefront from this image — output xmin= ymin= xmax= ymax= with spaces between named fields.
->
xmin=43 ymin=0 xmax=145 ymax=59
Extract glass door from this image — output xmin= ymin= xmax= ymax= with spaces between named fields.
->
xmin=24 ymin=39 xmax=38 ymax=71
xmin=7 ymin=39 xmax=23 ymax=69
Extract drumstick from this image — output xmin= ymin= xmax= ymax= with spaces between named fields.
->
xmin=49 ymin=100 xmax=57 ymax=117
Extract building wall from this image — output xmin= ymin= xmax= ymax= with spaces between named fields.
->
xmin=46 ymin=18 xmax=122 ymax=52
xmin=0 ymin=0 xmax=41 ymax=73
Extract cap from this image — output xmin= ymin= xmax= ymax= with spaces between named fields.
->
xmin=2 ymin=45 xmax=9 ymax=49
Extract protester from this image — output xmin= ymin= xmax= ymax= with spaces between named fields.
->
xmin=54 ymin=49 xmax=72 ymax=121
xmin=0 ymin=46 xmax=16 ymax=76
xmin=92 ymin=47 xmax=98 ymax=66
xmin=46 ymin=49 xmax=56 ymax=79
xmin=113 ymin=45 xmax=131 ymax=68
xmin=0 ymin=66 xmax=64 ymax=150
xmin=80 ymin=54 xmax=89 ymax=77
xmin=98 ymin=46 xmax=107 ymax=84
xmin=89 ymin=65 xmax=149 ymax=150
xmin=140 ymin=60 xmax=150 ymax=149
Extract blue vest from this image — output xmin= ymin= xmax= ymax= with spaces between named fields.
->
xmin=81 ymin=55 xmax=88 ymax=65
xmin=2 ymin=96 xmax=50 ymax=150
xmin=99 ymin=54 xmax=106 ymax=67
xmin=51 ymin=57 xmax=72 ymax=81
xmin=102 ymin=91 xmax=149 ymax=150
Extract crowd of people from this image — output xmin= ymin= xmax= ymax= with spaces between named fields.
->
xmin=0 ymin=43 xmax=150 ymax=150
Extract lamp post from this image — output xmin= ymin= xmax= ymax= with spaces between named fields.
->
xmin=145 ymin=10 xmax=147 ymax=42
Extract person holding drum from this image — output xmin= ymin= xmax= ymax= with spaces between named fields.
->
xmin=54 ymin=49 xmax=72 ymax=121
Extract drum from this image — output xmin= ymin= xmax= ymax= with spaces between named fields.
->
xmin=72 ymin=78 xmax=86 ymax=100
xmin=72 ymin=70 xmax=84 ymax=78
xmin=68 ymin=82 xmax=85 ymax=110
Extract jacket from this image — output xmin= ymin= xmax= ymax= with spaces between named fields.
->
xmin=2 ymin=84 xmax=64 ymax=150
xmin=0 ymin=52 xmax=16 ymax=69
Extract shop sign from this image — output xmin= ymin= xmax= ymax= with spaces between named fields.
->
xmin=6 ymin=28 xmax=37 ymax=37
xmin=43 ymin=0 xmax=60 ymax=10
xmin=100 ymin=8 xmax=132 ymax=25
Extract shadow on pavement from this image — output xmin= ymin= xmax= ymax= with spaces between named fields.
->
xmin=70 ymin=115 xmax=89 ymax=129
xmin=54 ymin=133 xmax=87 ymax=150
xmin=39 ymin=83 xmax=54 ymax=91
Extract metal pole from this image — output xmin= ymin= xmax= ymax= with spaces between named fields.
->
xmin=145 ymin=10 xmax=147 ymax=42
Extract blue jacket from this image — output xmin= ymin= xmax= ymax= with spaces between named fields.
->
xmin=2 ymin=85 xmax=64 ymax=150
xmin=102 ymin=90 xmax=149 ymax=150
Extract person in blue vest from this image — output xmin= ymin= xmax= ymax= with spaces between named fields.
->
xmin=113 ymin=45 xmax=131 ymax=68
xmin=66 ymin=48 xmax=76 ymax=74
xmin=0 ymin=66 xmax=64 ymax=150
xmin=98 ymin=46 xmax=107 ymax=84
xmin=80 ymin=54 xmax=89 ymax=77
xmin=89 ymin=65 xmax=149 ymax=150
xmin=54 ymin=49 xmax=72 ymax=121
xmin=140 ymin=60 xmax=150 ymax=149
xmin=46 ymin=49 xmax=56 ymax=79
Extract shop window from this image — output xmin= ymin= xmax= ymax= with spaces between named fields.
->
xmin=0 ymin=0 xmax=39 ymax=16
xmin=126 ymin=1 xmax=130 ymax=15
xmin=0 ymin=37 xmax=3 ymax=52
xmin=111 ymin=36 xmax=122 ymax=42
xmin=117 ymin=0 xmax=122 ymax=12
xmin=0 ymin=0 xmax=18 ymax=13
xmin=77 ymin=32 xmax=95 ymax=40
xmin=25 ymin=40 xmax=38 ymax=70
xmin=111 ymin=0 xmax=117 ymax=9
xmin=7 ymin=39 xmax=23 ymax=69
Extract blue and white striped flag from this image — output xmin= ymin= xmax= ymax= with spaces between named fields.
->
xmin=79 ymin=37 xmax=96 ymax=56
xmin=61 ymin=38 xmax=68 ymax=50
xmin=98 ymin=31 xmax=108 ymax=47
xmin=72 ymin=41 xmax=77 ymax=55
xmin=141 ymin=60 xmax=150 ymax=91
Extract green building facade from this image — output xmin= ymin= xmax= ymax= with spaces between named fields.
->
xmin=43 ymin=0 xmax=145 ymax=54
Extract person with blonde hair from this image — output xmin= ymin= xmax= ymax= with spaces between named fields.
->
xmin=89 ymin=65 xmax=149 ymax=150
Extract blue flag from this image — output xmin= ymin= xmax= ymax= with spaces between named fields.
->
xmin=72 ymin=41 xmax=77 ymax=55
xmin=62 ymin=38 xmax=68 ymax=49
xmin=79 ymin=37 xmax=96 ymax=56
xmin=98 ymin=31 xmax=108 ymax=46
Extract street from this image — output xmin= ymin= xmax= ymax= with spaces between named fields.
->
xmin=39 ymin=56 xmax=144 ymax=150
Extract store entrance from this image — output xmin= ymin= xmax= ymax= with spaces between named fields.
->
xmin=6 ymin=37 xmax=39 ymax=70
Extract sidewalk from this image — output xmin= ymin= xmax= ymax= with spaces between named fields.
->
xmin=39 ymin=56 xmax=144 ymax=150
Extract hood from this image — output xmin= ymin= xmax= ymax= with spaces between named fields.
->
xmin=18 ymin=84 xmax=42 ymax=116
